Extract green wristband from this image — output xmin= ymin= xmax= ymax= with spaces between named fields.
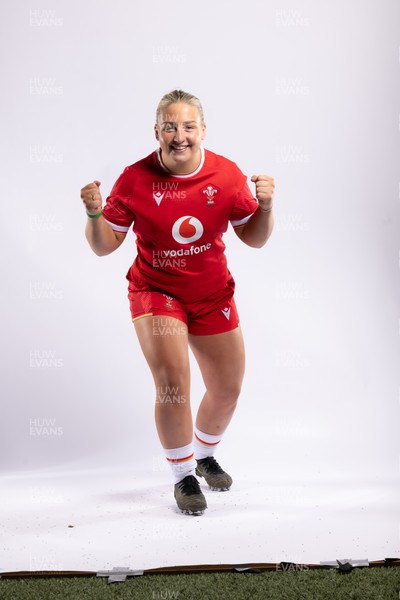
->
xmin=86 ymin=210 xmax=103 ymax=219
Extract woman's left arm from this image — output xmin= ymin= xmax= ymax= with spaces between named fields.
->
xmin=234 ymin=175 xmax=275 ymax=248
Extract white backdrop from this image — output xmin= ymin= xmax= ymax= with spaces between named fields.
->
xmin=1 ymin=0 xmax=400 ymax=569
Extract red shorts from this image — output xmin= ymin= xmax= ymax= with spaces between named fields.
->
xmin=127 ymin=280 xmax=239 ymax=336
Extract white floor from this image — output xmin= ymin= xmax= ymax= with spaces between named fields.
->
xmin=1 ymin=461 xmax=399 ymax=573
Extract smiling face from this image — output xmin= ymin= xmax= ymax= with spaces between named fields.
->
xmin=154 ymin=102 xmax=206 ymax=174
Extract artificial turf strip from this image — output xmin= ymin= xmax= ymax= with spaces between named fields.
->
xmin=1 ymin=568 xmax=400 ymax=600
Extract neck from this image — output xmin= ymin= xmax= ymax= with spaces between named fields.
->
xmin=160 ymin=148 xmax=202 ymax=175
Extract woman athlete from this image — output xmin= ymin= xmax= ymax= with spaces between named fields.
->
xmin=80 ymin=90 xmax=275 ymax=515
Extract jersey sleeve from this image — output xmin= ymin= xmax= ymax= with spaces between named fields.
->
xmin=102 ymin=168 xmax=136 ymax=233
xmin=229 ymin=181 xmax=259 ymax=228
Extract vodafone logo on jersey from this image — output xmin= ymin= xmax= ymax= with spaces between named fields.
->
xmin=172 ymin=216 xmax=204 ymax=244
xmin=154 ymin=216 xmax=211 ymax=261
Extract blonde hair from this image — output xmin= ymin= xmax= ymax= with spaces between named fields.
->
xmin=156 ymin=89 xmax=205 ymax=125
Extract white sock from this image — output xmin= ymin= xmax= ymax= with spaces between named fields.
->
xmin=194 ymin=426 xmax=224 ymax=460
xmin=164 ymin=442 xmax=196 ymax=484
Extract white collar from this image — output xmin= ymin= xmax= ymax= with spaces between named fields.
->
xmin=156 ymin=145 xmax=205 ymax=178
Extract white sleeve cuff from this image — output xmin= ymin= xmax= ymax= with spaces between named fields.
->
xmin=230 ymin=213 xmax=254 ymax=228
xmin=104 ymin=218 xmax=130 ymax=233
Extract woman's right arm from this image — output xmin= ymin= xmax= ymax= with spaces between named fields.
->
xmin=81 ymin=180 xmax=126 ymax=256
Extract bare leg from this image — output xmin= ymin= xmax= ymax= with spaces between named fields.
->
xmin=189 ymin=326 xmax=245 ymax=435
xmin=133 ymin=315 xmax=192 ymax=449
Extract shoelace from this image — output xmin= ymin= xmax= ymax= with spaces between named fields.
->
xmin=198 ymin=457 xmax=224 ymax=474
xmin=177 ymin=475 xmax=202 ymax=496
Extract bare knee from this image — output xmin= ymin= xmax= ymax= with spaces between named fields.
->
xmin=153 ymin=366 xmax=189 ymax=406
xmin=207 ymin=381 xmax=242 ymax=408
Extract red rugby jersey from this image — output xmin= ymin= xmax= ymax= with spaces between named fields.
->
xmin=102 ymin=147 xmax=258 ymax=303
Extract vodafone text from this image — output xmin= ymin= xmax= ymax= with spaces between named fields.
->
xmin=153 ymin=243 xmax=211 ymax=258
xmin=152 ymin=243 xmax=211 ymax=268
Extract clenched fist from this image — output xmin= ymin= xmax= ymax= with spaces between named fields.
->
xmin=80 ymin=180 xmax=102 ymax=216
xmin=251 ymin=175 xmax=275 ymax=212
